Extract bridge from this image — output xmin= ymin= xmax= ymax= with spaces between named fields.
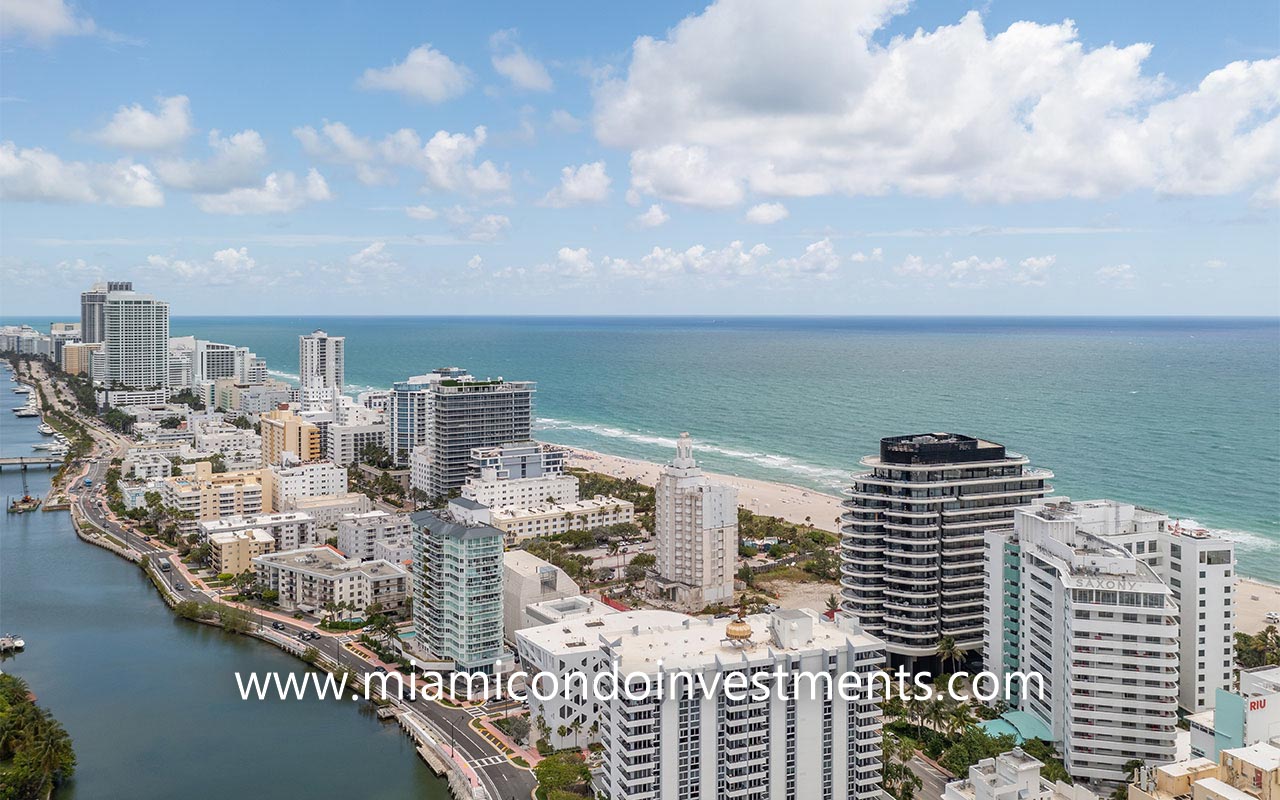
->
xmin=0 ymin=456 xmax=62 ymax=471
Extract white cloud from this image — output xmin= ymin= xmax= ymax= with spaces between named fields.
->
xmin=359 ymin=44 xmax=471 ymax=103
xmin=744 ymin=202 xmax=788 ymax=224
xmin=466 ymin=255 xmax=483 ymax=271
xmin=1 ymin=0 xmax=96 ymax=42
xmin=635 ymin=203 xmax=669 ymax=228
xmin=556 ymin=247 xmax=594 ymax=278
xmin=1203 ymin=258 xmax=1227 ymax=270
xmin=294 ymin=121 xmax=388 ymax=185
xmin=294 ymin=122 xmax=509 ymax=194
xmin=1014 ymin=255 xmax=1055 ymax=286
xmin=772 ymin=238 xmax=840 ymax=278
xmin=490 ymin=29 xmax=552 ymax=91
xmin=153 ymin=129 xmax=266 ymax=192
xmin=93 ymin=95 xmax=193 ymax=151
xmin=850 ymin=247 xmax=883 ymax=262
xmin=194 ymin=168 xmax=332 ymax=215
xmin=605 ymin=240 xmax=773 ymax=279
xmin=145 ymin=247 xmax=257 ymax=285
xmin=628 ymin=144 xmax=743 ymax=207
xmin=405 ymin=204 xmax=438 ymax=220
xmin=596 ymin=2 xmax=1280 ymax=205
xmin=542 ymin=161 xmax=610 ymax=207
xmin=443 ymin=206 xmax=511 ymax=241
xmin=1096 ymin=263 xmax=1136 ymax=287
xmin=549 ymin=109 xmax=582 ymax=133
xmin=468 ymin=214 xmax=510 ymax=242
xmin=892 ymin=252 xmax=1045 ymax=287
xmin=0 ymin=141 xmax=163 ymax=206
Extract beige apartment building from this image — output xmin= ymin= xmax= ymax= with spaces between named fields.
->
xmin=208 ymin=529 xmax=276 ymax=574
xmin=160 ymin=461 xmax=264 ymax=534
xmin=261 ymin=407 xmax=322 ymax=466
xmin=61 ymin=342 xmax=102 ymax=376
xmin=1130 ymin=741 xmax=1280 ymax=800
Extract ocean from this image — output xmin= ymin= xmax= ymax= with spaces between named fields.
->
xmin=18 ymin=315 xmax=1280 ymax=582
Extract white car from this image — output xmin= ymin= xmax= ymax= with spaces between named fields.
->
xmin=1266 ymin=611 xmax=1280 ymax=624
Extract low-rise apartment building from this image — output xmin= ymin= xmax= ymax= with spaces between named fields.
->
xmin=160 ymin=461 xmax=263 ymax=534
xmin=208 ymin=529 xmax=276 ymax=574
xmin=336 ymin=510 xmax=413 ymax=561
xmin=198 ymin=511 xmax=317 ymax=551
xmin=253 ymin=547 xmax=409 ymax=615
xmin=487 ymin=495 xmax=634 ymax=543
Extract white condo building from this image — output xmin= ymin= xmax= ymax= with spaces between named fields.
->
xmin=986 ymin=500 xmax=1180 ymax=784
xmin=326 ymin=396 xmax=389 ymax=466
xmin=516 ymin=608 xmax=886 ymax=800
xmin=80 ymin=280 xmax=132 ymax=344
xmin=102 ymin=289 xmax=170 ymax=389
xmin=461 ymin=442 xmax=578 ymax=509
xmin=841 ymin=433 xmax=1053 ymax=666
xmin=298 ymin=329 xmax=344 ymax=391
xmin=411 ymin=501 xmax=508 ymax=674
xmin=199 ymin=512 xmax=318 ymax=551
xmin=336 ymin=510 xmax=412 ymax=561
xmin=262 ymin=459 xmax=348 ymax=513
xmin=390 ymin=368 xmax=466 ymax=466
xmin=404 ymin=370 xmax=536 ymax=498
xmin=647 ymin=433 xmax=738 ymax=610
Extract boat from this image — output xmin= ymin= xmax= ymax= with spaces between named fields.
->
xmin=0 ymin=635 xmax=25 ymax=652
xmin=37 ymin=423 xmax=55 ymax=435
xmin=13 ymin=406 xmax=39 ymax=418
xmin=13 ymin=385 xmax=31 ymax=394
xmin=8 ymin=495 xmax=41 ymax=513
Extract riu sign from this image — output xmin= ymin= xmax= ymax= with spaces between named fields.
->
xmin=1249 ymin=698 xmax=1267 ymax=711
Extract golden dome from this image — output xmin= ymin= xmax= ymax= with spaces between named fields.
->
xmin=725 ymin=617 xmax=753 ymax=641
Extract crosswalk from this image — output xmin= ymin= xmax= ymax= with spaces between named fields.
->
xmin=469 ymin=755 xmax=508 ymax=769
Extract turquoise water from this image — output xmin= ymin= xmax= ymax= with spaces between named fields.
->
xmin=11 ymin=315 xmax=1280 ymax=582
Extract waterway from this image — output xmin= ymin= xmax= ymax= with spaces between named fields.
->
xmin=0 ymin=381 xmax=445 ymax=799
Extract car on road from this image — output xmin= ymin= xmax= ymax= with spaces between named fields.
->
xmin=174 ymin=584 xmax=186 ymax=591
xmin=271 ymin=622 xmax=285 ymax=630
xmin=371 ymin=666 xmax=387 ymax=673
xmin=141 ymin=535 xmax=151 ymax=541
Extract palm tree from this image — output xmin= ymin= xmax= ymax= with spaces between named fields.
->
xmin=905 ymin=692 xmax=926 ymax=739
xmin=825 ymin=593 xmax=840 ymax=614
xmin=571 ymin=719 xmax=583 ymax=749
xmin=322 ymin=601 xmax=339 ymax=625
xmin=922 ymin=695 xmax=947 ymax=736
xmin=946 ymin=700 xmax=975 ymax=738
xmin=936 ymin=634 xmax=960 ymax=676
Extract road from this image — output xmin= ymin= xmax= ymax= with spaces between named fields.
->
xmin=28 ymin=364 xmax=538 ymax=800
xmin=909 ymin=755 xmax=951 ymax=800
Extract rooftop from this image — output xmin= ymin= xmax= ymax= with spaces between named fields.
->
xmin=879 ymin=432 xmax=1006 ymax=465
xmin=606 ymin=609 xmax=882 ymax=673
xmin=255 ymin=546 xmax=407 ymax=580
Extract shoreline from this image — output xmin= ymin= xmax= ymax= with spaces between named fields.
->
xmin=558 ymin=444 xmax=847 ymax=532
xmin=556 ymin=442 xmax=1280 ymax=634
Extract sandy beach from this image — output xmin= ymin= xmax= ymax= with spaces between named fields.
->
xmin=1237 ymin=578 xmax=1280 ymax=634
xmin=558 ymin=443 xmax=1280 ymax=629
xmin=559 ymin=444 xmax=846 ymax=532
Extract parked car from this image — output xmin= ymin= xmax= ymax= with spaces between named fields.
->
xmin=1267 ymin=611 xmax=1280 ymax=624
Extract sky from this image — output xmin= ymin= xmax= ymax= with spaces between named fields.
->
xmin=1 ymin=0 xmax=1277 ymax=317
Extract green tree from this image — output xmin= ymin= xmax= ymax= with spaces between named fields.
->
xmin=936 ymin=635 xmax=961 ymax=676
xmin=534 ymin=751 xmax=590 ymax=794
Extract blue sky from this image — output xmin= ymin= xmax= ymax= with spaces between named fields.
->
xmin=1 ymin=0 xmax=1277 ymax=316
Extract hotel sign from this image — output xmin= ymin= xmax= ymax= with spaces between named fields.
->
xmin=1072 ymin=576 xmax=1136 ymax=591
